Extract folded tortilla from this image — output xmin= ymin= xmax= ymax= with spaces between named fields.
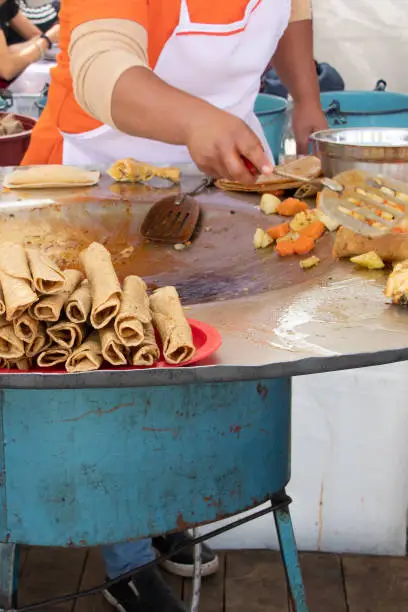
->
xmin=149 ymin=286 xmax=195 ymax=365
xmin=13 ymin=312 xmax=39 ymax=343
xmin=65 ymin=332 xmax=103 ymax=373
xmin=26 ymin=322 xmax=51 ymax=358
xmin=3 ymin=165 xmax=100 ymax=189
xmin=0 ymin=318 xmax=25 ymax=359
xmin=65 ymin=280 xmax=92 ymax=323
xmin=333 ymin=227 xmax=408 ymax=262
xmin=0 ymin=243 xmax=37 ymax=320
xmin=0 ymin=286 xmax=6 ymax=317
xmin=26 ymin=247 xmax=65 ymax=294
xmin=9 ymin=357 xmax=31 ymax=370
xmin=0 ymin=243 xmax=31 ymax=282
xmin=114 ymin=275 xmax=151 ymax=346
xmin=107 ymin=158 xmax=180 ymax=184
xmin=37 ymin=346 xmax=71 ymax=367
xmin=32 ymin=269 xmax=83 ymax=322
xmin=47 ymin=320 xmax=85 ymax=350
xmin=129 ymin=321 xmax=160 ymax=366
xmin=99 ymin=326 xmax=127 ymax=366
xmin=80 ymin=242 xmax=121 ymax=329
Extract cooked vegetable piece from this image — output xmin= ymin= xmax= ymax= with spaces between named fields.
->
xmin=300 ymin=256 xmax=320 ymax=269
xmin=253 ymin=228 xmax=274 ymax=249
xmin=267 ymin=222 xmax=290 ymax=240
xmin=314 ymin=207 xmax=340 ymax=232
xmin=277 ymin=198 xmax=309 ymax=216
xmin=299 ymin=220 xmax=325 ymax=241
xmin=350 ymin=251 xmax=385 ymax=270
xmin=260 ymin=193 xmax=280 ymax=215
xmin=275 ymin=240 xmax=295 ymax=256
xmin=292 ymin=236 xmax=315 ymax=255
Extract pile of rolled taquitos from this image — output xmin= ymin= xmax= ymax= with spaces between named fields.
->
xmin=0 ymin=241 xmax=196 ymax=373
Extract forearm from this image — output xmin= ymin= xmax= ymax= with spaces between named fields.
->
xmin=10 ymin=11 xmax=41 ymax=40
xmin=112 ymin=67 xmax=217 ymax=145
xmin=0 ymin=37 xmax=46 ymax=80
xmin=272 ymin=20 xmax=320 ymax=105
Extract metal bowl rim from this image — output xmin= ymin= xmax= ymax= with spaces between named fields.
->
xmin=310 ymin=127 xmax=408 ymax=148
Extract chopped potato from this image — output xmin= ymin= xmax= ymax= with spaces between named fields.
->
xmin=253 ymin=228 xmax=274 ymax=249
xmin=314 ymin=208 xmax=340 ymax=232
xmin=260 ymin=193 xmax=280 ymax=215
xmin=289 ymin=210 xmax=316 ymax=232
xmin=300 ymin=256 xmax=320 ymax=269
xmin=350 ymin=251 xmax=385 ymax=270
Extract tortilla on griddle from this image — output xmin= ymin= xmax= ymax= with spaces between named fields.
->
xmin=115 ymin=275 xmax=150 ymax=347
xmin=26 ymin=247 xmax=65 ymax=294
xmin=47 ymin=320 xmax=85 ymax=350
xmin=80 ymin=242 xmax=121 ymax=329
xmin=0 ymin=243 xmax=37 ymax=320
xmin=32 ymin=269 xmax=83 ymax=322
xmin=129 ymin=321 xmax=160 ymax=366
xmin=65 ymin=280 xmax=92 ymax=323
xmin=3 ymin=165 xmax=100 ymax=189
xmin=65 ymin=332 xmax=103 ymax=373
xmin=99 ymin=326 xmax=127 ymax=366
xmin=150 ymin=286 xmax=195 ymax=365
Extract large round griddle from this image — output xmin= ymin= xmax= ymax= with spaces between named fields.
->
xmin=0 ymin=168 xmax=407 ymax=389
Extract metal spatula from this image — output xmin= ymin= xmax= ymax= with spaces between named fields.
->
xmin=274 ymin=167 xmax=408 ymax=237
xmin=140 ymin=177 xmax=214 ymax=244
xmin=318 ymin=175 xmax=408 ymax=237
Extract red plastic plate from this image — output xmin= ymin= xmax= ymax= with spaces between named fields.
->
xmin=1 ymin=318 xmax=222 ymax=374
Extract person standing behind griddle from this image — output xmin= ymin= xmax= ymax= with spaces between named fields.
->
xmin=20 ymin=1 xmax=328 ymax=611
xmin=0 ymin=0 xmax=59 ymax=85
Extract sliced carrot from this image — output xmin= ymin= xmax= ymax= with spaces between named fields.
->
xmin=277 ymin=198 xmax=309 ymax=217
xmin=292 ymin=236 xmax=315 ymax=255
xmin=275 ymin=239 xmax=295 ymax=256
xmin=391 ymin=227 xmax=408 ymax=234
xmin=267 ymin=222 xmax=290 ymax=240
xmin=299 ymin=220 xmax=325 ymax=241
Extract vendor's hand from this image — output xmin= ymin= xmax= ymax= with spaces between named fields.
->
xmin=292 ymin=100 xmax=328 ymax=155
xmin=46 ymin=23 xmax=60 ymax=44
xmin=185 ymin=107 xmax=273 ymax=184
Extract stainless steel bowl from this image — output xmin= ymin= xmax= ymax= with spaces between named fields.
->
xmin=310 ymin=127 xmax=408 ymax=180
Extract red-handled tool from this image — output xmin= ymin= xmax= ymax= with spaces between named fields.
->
xmin=242 ymin=157 xmax=259 ymax=176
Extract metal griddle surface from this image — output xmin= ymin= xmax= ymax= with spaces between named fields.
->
xmin=0 ymin=169 xmax=407 ymax=389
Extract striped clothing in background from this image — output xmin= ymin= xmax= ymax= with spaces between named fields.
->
xmin=19 ymin=0 xmax=58 ymax=27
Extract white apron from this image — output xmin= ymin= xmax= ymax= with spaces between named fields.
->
xmin=62 ymin=0 xmax=291 ymax=166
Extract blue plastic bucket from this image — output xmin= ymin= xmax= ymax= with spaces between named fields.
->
xmin=321 ymin=81 xmax=408 ymax=129
xmin=255 ymin=93 xmax=287 ymax=163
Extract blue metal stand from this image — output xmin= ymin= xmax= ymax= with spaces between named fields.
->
xmin=0 ymin=378 xmax=308 ymax=611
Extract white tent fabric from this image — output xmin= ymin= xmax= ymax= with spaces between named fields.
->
xmin=313 ymin=0 xmax=408 ymax=93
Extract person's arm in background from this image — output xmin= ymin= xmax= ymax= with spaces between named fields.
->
xmin=69 ymin=2 xmax=272 ymax=185
xmin=9 ymin=8 xmax=41 ymax=39
xmin=0 ymin=22 xmax=58 ymax=79
xmin=272 ymin=0 xmax=327 ymax=154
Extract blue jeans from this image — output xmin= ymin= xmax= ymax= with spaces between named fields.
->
xmin=102 ymin=539 xmax=155 ymax=579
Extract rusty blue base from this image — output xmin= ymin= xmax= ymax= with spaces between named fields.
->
xmin=0 ymin=377 xmax=308 ymax=611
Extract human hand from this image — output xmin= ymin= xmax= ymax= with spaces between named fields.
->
xmin=292 ymin=100 xmax=328 ymax=155
xmin=185 ymin=107 xmax=273 ymax=184
xmin=46 ymin=23 xmax=60 ymax=44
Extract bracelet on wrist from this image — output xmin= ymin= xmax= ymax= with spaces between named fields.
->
xmin=40 ymin=33 xmax=53 ymax=50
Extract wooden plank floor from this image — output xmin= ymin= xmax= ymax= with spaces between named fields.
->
xmin=16 ymin=547 xmax=408 ymax=611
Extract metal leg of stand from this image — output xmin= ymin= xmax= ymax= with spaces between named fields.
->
xmin=272 ymin=491 xmax=308 ymax=612
xmin=0 ymin=543 xmax=18 ymax=612
xmin=190 ymin=529 xmax=202 ymax=612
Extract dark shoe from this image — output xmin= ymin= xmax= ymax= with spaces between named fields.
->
xmin=153 ymin=531 xmax=219 ymax=578
xmin=103 ymin=567 xmax=186 ymax=612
